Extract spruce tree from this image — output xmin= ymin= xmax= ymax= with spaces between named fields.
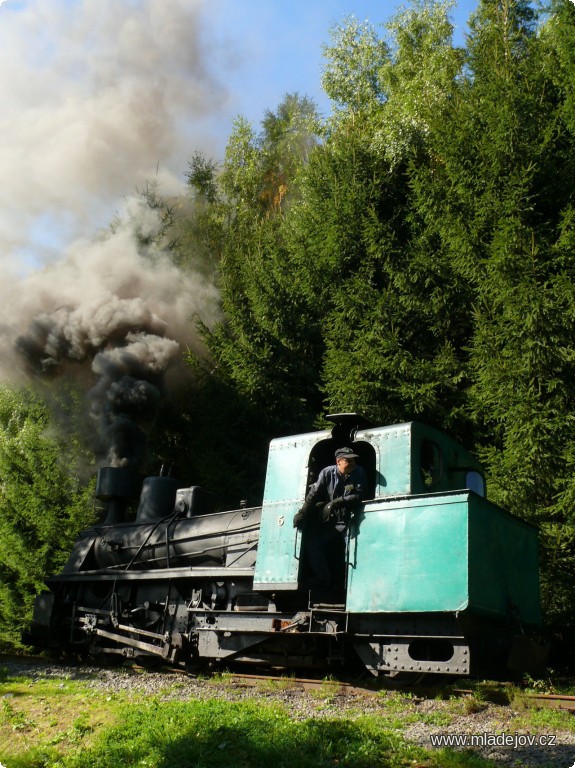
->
xmin=408 ymin=0 xmax=575 ymax=622
xmin=0 ymin=386 xmax=94 ymax=648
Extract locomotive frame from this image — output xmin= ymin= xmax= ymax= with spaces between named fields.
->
xmin=27 ymin=416 xmax=543 ymax=682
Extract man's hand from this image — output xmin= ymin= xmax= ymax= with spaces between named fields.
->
xmin=322 ymin=497 xmax=344 ymax=522
xmin=293 ymin=510 xmax=305 ymax=529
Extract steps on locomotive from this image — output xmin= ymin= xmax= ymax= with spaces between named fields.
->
xmin=306 ymin=584 xmax=346 ymax=611
xmin=311 ymin=601 xmax=346 ymax=611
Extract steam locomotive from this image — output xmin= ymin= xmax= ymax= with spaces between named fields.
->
xmin=27 ymin=416 xmax=543 ymax=682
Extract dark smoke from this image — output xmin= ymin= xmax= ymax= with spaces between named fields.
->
xmin=90 ymin=333 xmax=180 ymax=467
xmin=6 ymin=202 xmax=220 ymax=469
xmin=16 ymin=297 xmax=168 ymax=374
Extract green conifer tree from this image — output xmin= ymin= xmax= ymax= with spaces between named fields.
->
xmin=408 ymin=0 xmax=575 ymax=623
xmin=0 ymin=386 xmax=94 ymax=648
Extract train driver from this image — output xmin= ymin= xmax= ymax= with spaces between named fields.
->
xmin=293 ymin=447 xmax=367 ymax=589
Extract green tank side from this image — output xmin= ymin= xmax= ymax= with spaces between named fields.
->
xmin=467 ymin=494 xmax=541 ymax=625
xmin=346 ymin=490 xmax=541 ymax=627
xmin=347 ymin=493 xmax=470 ymax=613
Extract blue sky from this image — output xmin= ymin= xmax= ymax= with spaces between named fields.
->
xmin=0 ymin=0 xmax=480 ymax=271
xmin=210 ymin=0 xmax=479 ymax=131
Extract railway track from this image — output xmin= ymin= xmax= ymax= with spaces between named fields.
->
xmin=525 ymin=693 xmax=575 ymax=712
xmin=226 ymin=672 xmax=575 ymax=710
xmin=1 ymin=654 xmax=574 ymax=711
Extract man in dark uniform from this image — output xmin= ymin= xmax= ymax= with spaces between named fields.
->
xmin=293 ymin=447 xmax=367 ymax=590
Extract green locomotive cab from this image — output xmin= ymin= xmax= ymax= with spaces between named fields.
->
xmin=254 ymin=415 xmax=542 ymax=678
xmin=253 ymin=417 xmax=490 ymax=590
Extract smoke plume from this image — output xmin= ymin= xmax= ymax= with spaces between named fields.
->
xmin=0 ymin=0 xmax=232 ymax=467
xmin=90 ymin=332 xmax=181 ymax=468
xmin=3 ymin=201 xmax=220 ymax=467
xmin=0 ymin=0 xmax=228 ymax=266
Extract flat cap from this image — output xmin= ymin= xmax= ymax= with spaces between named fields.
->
xmin=335 ymin=447 xmax=359 ymax=460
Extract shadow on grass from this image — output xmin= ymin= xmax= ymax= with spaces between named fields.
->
xmin=2 ymin=698 xmax=534 ymax=768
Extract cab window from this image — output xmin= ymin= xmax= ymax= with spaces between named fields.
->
xmin=466 ymin=471 xmax=485 ymax=497
xmin=420 ymin=439 xmax=442 ymax=488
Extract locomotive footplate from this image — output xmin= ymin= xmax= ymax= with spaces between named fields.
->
xmin=190 ymin=608 xmax=348 ymax=664
xmin=190 ymin=608 xmax=348 ymax=637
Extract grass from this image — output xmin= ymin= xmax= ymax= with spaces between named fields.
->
xmin=0 ymin=697 xmax=490 ymax=768
xmin=0 ymin=673 xmax=118 ymax=758
xmin=0 ymin=668 xmax=572 ymax=768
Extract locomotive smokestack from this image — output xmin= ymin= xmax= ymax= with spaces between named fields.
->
xmin=96 ymin=466 xmax=142 ymax=524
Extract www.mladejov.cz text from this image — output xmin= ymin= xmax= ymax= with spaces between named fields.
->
xmin=429 ymin=732 xmax=557 ymax=749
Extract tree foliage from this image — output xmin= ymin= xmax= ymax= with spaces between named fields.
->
xmin=0 ymin=386 xmax=94 ymax=648
xmin=411 ymin=0 xmax=575 ymax=623
xmin=182 ymin=94 xmax=325 ymax=495
xmin=182 ymin=0 xmax=575 ymax=631
xmin=321 ymin=16 xmax=389 ymax=113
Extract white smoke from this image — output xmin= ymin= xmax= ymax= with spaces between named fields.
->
xmin=0 ymin=0 xmax=227 ymax=267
